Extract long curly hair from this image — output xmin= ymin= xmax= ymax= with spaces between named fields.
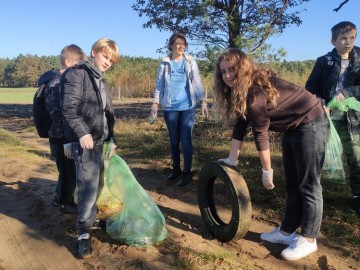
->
xmin=213 ymin=48 xmax=279 ymax=122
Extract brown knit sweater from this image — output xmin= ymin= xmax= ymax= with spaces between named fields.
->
xmin=232 ymin=77 xmax=325 ymax=151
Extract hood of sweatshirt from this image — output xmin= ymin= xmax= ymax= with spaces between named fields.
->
xmin=75 ymin=61 xmax=104 ymax=80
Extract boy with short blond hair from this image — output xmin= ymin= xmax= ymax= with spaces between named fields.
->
xmin=61 ymin=38 xmax=120 ymax=259
xmin=306 ymin=21 xmax=360 ymax=216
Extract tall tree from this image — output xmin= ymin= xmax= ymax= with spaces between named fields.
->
xmin=132 ymin=0 xmax=310 ymax=56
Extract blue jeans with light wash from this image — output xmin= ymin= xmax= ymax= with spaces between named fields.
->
xmin=163 ymin=107 xmax=196 ymax=172
xmin=71 ymin=142 xmax=104 ymax=235
xmin=280 ymin=114 xmax=329 ymax=238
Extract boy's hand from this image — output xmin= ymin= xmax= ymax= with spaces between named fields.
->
xmin=108 ymin=143 xmax=117 ymax=158
xmin=262 ymin=168 xmax=275 ymax=190
xmin=335 ymin=92 xmax=345 ymax=101
xmin=80 ymin=134 xmax=93 ymax=149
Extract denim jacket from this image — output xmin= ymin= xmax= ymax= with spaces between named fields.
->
xmin=153 ymin=54 xmax=205 ymax=108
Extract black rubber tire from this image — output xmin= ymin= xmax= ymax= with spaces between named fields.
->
xmin=197 ymin=161 xmax=252 ymax=242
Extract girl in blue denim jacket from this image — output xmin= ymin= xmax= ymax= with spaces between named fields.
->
xmin=150 ymin=33 xmax=209 ymax=187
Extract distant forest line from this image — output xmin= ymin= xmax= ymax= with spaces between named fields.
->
xmin=0 ymin=54 xmax=316 ymax=99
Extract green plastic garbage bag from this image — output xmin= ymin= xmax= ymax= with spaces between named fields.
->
xmin=322 ymin=97 xmax=360 ymax=184
xmin=96 ymin=178 xmax=122 ymax=220
xmin=321 ymin=115 xmax=346 ymax=184
xmin=104 ymin=154 xmax=167 ymax=247
xmin=327 ymin=97 xmax=360 ymax=112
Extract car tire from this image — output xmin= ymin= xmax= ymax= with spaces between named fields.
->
xmin=197 ymin=161 xmax=252 ymax=242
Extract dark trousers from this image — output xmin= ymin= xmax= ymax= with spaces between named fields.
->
xmin=163 ymin=107 xmax=196 ymax=172
xmin=280 ymin=115 xmax=329 ymax=238
xmin=72 ymin=143 xmax=104 ymax=234
xmin=50 ymin=142 xmax=76 ymax=205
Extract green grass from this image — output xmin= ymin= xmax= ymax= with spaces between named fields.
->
xmin=0 ymin=87 xmax=36 ymax=104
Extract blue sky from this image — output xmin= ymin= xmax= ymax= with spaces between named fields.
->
xmin=0 ymin=0 xmax=359 ymax=61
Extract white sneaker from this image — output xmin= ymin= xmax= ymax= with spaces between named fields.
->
xmin=281 ymin=235 xmax=317 ymax=261
xmin=260 ymin=227 xmax=296 ymax=245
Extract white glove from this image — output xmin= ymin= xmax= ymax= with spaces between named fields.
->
xmin=262 ymin=168 xmax=275 ymax=190
xmin=201 ymin=102 xmax=209 ymax=118
xmin=63 ymin=143 xmax=73 ymax=159
xmin=150 ymin=104 xmax=158 ymax=124
xmin=79 ymin=134 xmax=93 ymax=149
xmin=218 ymin=158 xmax=238 ymax=166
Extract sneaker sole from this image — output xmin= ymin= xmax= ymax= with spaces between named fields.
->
xmin=80 ymin=252 xmax=93 ymax=259
xmin=281 ymin=247 xmax=317 ymax=261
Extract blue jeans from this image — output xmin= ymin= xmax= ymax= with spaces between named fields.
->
xmin=72 ymin=143 xmax=104 ymax=234
xmin=280 ymin=115 xmax=329 ymax=238
xmin=163 ymin=107 xmax=196 ymax=172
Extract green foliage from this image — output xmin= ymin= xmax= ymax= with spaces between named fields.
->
xmin=132 ymin=0 xmax=310 ymax=57
xmin=0 ymin=55 xmax=315 ymax=98
xmin=0 ymin=54 xmax=59 ymax=87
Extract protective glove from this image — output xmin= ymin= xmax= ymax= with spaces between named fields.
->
xmin=79 ymin=134 xmax=93 ymax=149
xmin=218 ymin=158 xmax=238 ymax=166
xmin=150 ymin=103 xmax=158 ymax=124
xmin=63 ymin=143 xmax=73 ymax=159
xmin=262 ymin=168 xmax=275 ymax=190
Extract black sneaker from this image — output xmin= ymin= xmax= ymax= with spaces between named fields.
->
xmin=167 ymin=167 xmax=182 ymax=181
xmin=92 ymin=218 xmax=106 ymax=230
xmin=52 ymin=195 xmax=60 ymax=206
xmin=353 ymin=196 xmax=360 ymax=216
xmin=60 ymin=204 xmax=77 ymax=215
xmin=178 ymin=171 xmax=192 ymax=187
xmin=78 ymin=233 xmax=93 ymax=259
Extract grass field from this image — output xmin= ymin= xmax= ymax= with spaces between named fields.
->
xmin=0 ymin=88 xmax=36 ymax=104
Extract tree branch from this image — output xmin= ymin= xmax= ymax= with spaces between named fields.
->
xmin=333 ymin=0 xmax=349 ymax=12
xmin=253 ymin=0 xmax=288 ymax=51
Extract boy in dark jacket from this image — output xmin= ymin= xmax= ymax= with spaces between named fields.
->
xmin=38 ymin=44 xmax=87 ymax=213
xmin=61 ymin=38 xmax=119 ymax=259
xmin=305 ymin=21 xmax=360 ymax=216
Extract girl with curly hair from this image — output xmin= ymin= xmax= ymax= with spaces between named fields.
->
xmin=213 ymin=48 xmax=329 ymax=261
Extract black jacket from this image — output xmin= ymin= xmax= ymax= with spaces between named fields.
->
xmin=305 ymin=46 xmax=360 ymax=134
xmin=60 ymin=61 xmax=115 ymax=143
xmin=38 ymin=68 xmax=63 ymax=143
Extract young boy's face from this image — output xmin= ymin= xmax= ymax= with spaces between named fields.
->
xmin=91 ymin=50 xmax=113 ymax=72
xmin=331 ymin=30 xmax=357 ymax=57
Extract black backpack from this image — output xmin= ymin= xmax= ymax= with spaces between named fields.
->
xmin=33 ymin=83 xmax=52 ymax=138
xmin=33 ymin=69 xmax=59 ymax=138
